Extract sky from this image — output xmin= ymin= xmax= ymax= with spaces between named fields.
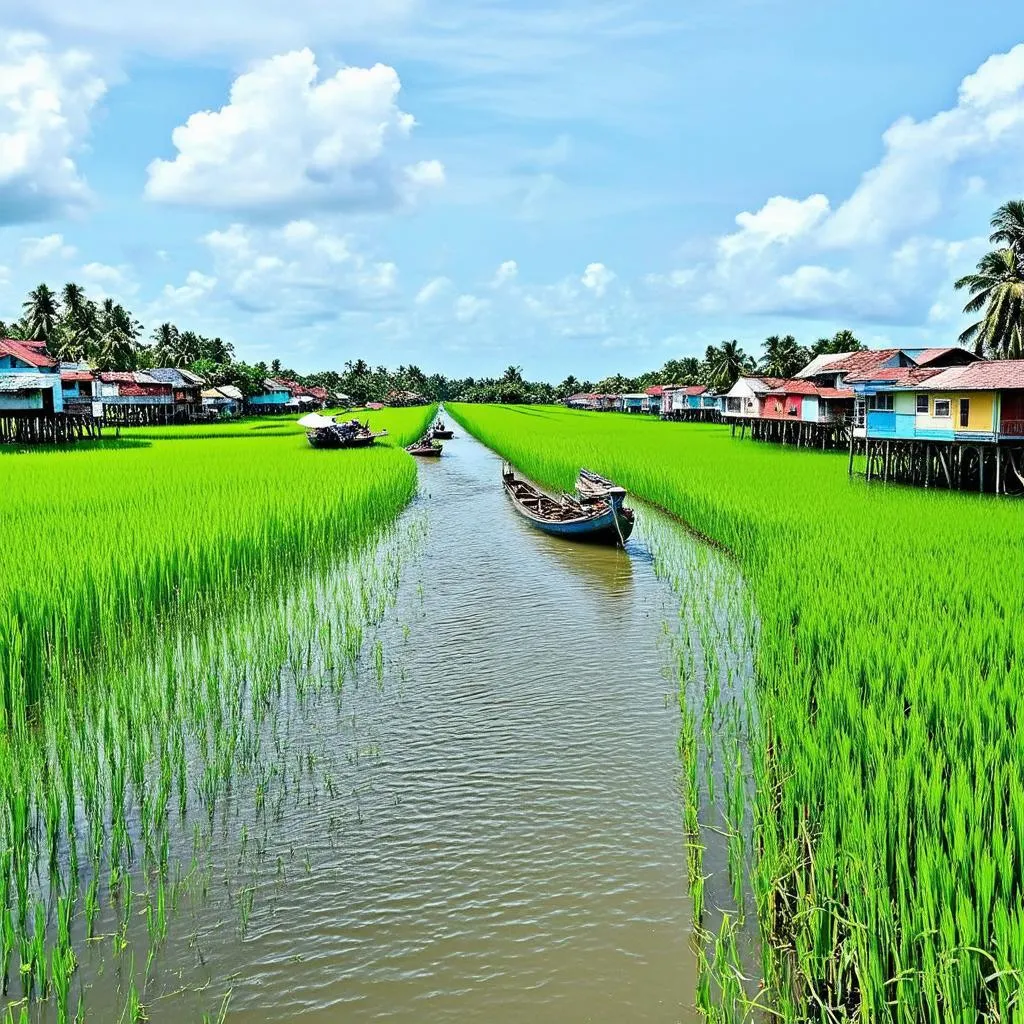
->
xmin=1 ymin=1 xmax=1024 ymax=381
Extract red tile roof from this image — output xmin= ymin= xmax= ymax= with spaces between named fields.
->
xmin=681 ymin=384 xmax=707 ymax=396
xmin=645 ymin=385 xmax=664 ymax=396
xmin=844 ymin=366 xmax=944 ymax=385
xmin=769 ymin=379 xmax=819 ymax=396
xmin=915 ymin=360 xmax=1024 ymax=391
xmin=818 ymin=349 xmax=903 ymax=373
xmin=61 ymin=370 xmax=93 ymax=383
xmin=816 ymin=388 xmax=855 ymax=400
xmin=0 ymin=338 xmax=56 ymax=368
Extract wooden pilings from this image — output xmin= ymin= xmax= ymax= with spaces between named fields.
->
xmin=852 ymin=438 xmax=1024 ymax=495
xmin=0 ymin=413 xmax=102 ymax=445
xmin=738 ymin=417 xmax=851 ymax=451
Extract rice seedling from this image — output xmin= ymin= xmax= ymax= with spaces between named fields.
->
xmin=0 ymin=404 xmax=436 ymax=1018
xmin=450 ymin=402 xmax=1024 ymax=1021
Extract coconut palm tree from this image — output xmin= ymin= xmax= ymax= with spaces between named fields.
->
xmin=760 ymin=334 xmax=808 ymax=378
xmin=22 ymin=283 xmax=60 ymax=342
xmin=955 ymin=246 xmax=1024 ymax=358
xmin=151 ymin=323 xmax=182 ymax=365
xmin=704 ymin=340 xmax=754 ymax=391
xmin=989 ymin=199 xmax=1024 ymax=259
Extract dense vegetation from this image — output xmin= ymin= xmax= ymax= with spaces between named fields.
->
xmin=450 ymin=403 xmax=1024 ymax=1022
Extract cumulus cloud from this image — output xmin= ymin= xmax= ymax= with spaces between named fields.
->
xmin=581 ymin=262 xmax=614 ymax=297
xmin=0 ymin=34 xmax=107 ymax=225
xmin=658 ymin=43 xmax=1024 ymax=324
xmin=183 ymin=220 xmax=401 ymax=319
xmin=491 ymin=260 xmax=518 ymax=287
xmin=21 ymin=233 xmax=77 ymax=263
xmin=454 ymin=294 xmax=488 ymax=323
xmin=145 ymin=49 xmax=444 ymax=216
xmin=415 ymin=276 xmax=451 ymax=304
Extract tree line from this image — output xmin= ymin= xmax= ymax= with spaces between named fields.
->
xmin=3 ymin=200 xmax=1020 ymax=405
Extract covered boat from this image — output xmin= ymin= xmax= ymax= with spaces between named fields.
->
xmin=299 ymin=413 xmax=387 ymax=449
xmin=431 ymin=419 xmax=454 ymax=440
xmin=407 ymin=435 xmax=443 ymax=457
xmin=502 ymin=465 xmax=634 ymax=546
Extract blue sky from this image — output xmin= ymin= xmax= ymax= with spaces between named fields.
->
xmin=1 ymin=0 xmax=1023 ymax=380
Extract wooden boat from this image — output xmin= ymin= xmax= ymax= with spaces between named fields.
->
xmin=576 ymin=468 xmax=628 ymax=512
xmin=300 ymin=414 xmax=387 ymax=449
xmin=406 ymin=435 xmax=443 ymax=457
xmin=502 ymin=465 xmax=634 ymax=545
xmin=431 ymin=419 xmax=454 ymax=439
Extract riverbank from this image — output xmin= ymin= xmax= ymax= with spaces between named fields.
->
xmin=449 ymin=402 xmax=1024 ymax=1021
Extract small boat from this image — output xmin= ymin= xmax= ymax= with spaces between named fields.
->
xmin=406 ymin=435 xmax=443 ymax=457
xmin=299 ymin=413 xmax=387 ymax=449
xmin=575 ymin=468 xmax=628 ymax=512
xmin=502 ymin=465 xmax=634 ymax=545
xmin=431 ymin=419 xmax=454 ymax=440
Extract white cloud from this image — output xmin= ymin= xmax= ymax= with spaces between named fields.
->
xmin=581 ymin=262 xmax=614 ymax=297
xmin=454 ymin=294 xmax=488 ymax=323
xmin=0 ymin=34 xmax=107 ymax=225
xmin=415 ymin=276 xmax=451 ymax=304
xmin=718 ymin=194 xmax=830 ymax=258
xmin=171 ymin=219 xmax=403 ymax=321
xmin=162 ymin=270 xmax=218 ymax=306
xmin=145 ymin=49 xmax=443 ymax=215
xmin=656 ymin=43 xmax=1024 ymax=325
xmin=21 ymin=233 xmax=77 ymax=262
xmin=491 ymin=260 xmax=518 ymax=287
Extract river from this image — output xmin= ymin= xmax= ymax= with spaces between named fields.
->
xmin=71 ymin=427 xmax=753 ymax=1023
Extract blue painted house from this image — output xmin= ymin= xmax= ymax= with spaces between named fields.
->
xmin=248 ymin=378 xmax=293 ymax=413
xmin=0 ymin=338 xmax=62 ymax=414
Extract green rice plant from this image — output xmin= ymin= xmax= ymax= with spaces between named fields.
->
xmin=450 ymin=402 xmax=1024 ymax=1022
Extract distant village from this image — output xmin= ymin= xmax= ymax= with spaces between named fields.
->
xmin=564 ymin=345 xmax=1024 ymax=495
xmin=0 ymin=337 xmax=430 ymax=444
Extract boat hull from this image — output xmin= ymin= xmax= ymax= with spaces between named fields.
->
xmin=408 ymin=445 xmax=443 ymax=457
xmin=502 ymin=473 xmax=634 ymax=546
xmin=432 ymin=429 xmax=454 ymax=439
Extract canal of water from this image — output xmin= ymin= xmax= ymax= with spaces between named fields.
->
xmin=70 ymin=427 xmax=756 ymax=1022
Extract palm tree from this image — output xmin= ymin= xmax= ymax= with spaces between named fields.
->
xmin=97 ymin=299 xmax=143 ymax=370
xmin=22 ymin=284 xmax=60 ymax=341
xmin=989 ymin=199 xmax=1024 ymax=260
xmin=955 ymin=246 xmax=1024 ymax=358
xmin=152 ymin=322 xmax=183 ymax=365
xmin=704 ymin=340 xmax=753 ymax=391
xmin=556 ymin=375 xmax=581 ymax=399
xmin=760 ymin=334 xmax=808 ymax=378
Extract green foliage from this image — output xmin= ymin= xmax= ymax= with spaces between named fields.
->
xmin=451 ymin=402 xmax=1024 ymax=1021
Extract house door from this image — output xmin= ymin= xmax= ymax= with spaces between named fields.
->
xmin=959 ymin=398 xmax=970 ymax=429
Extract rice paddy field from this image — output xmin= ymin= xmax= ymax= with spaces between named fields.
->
xmin=449 ymin=403 xmax=1024 ymax=1022
xmin=0 ymin=404 xmax=435 ymax=1022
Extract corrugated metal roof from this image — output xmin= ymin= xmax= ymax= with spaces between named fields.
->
xmin=912 ymin=360 xmax=1024 ymax=391
xmin=0 ymin=373 xmax=56 ymax=391
xmin=61 ymin=371 xmax=93 ymax=383
xmin=794 ymin=352 xmax=853 ymax=378
xmin=0 ymin=338 xmax=57 ymax=369
xmin=844 ymin=367 xmax=944 ymax=385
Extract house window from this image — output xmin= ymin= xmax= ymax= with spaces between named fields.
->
xmin=916 ymin=394 xmax=929 ymax=414
xmin=959 ymin=398 xmax=970 ymax=428
xmin=867 ymin=393 xmax=894 ymax=411
xmin=933 ymin=399 xmax=951 ymax=418
xmin=854 ymin=398 xmax=866 ymax=428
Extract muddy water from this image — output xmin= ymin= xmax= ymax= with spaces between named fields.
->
xmin=76 ymin=429 xmax=751 ymax=1022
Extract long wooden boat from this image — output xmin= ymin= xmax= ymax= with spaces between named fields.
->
xmin=407 ymin=435 xmax=443 ymax=457
xmin=502 ymin=465 xmax=634 ymax=545
xmin=305 ymin=419 xmax=387 ymax=449
xmin=431 ymin=419 xmax=455 ymax=439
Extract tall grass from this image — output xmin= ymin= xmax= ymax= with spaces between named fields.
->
xmin=0 ymin=405 xmax=435 ymax=717
xmin=0 ymin=404 xmax=435 ymax=1018
xmin=450 ymin=403 xmax=1024 ymax=1021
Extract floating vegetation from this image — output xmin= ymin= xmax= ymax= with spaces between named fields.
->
xmin=0 ymin=406 xmax=435 ymax=1019
xmin=450 ymin=402 xmax=1024 ymax=1021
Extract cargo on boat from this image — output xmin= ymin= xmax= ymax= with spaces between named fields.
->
xmin=299 ymin=413 xmax=387 ymax=449
xmin=407 ymin=435 xmax=444 ymax=457
xmin=502 ymin=464 xmax=634 ymax=545
xmin=431 ymin=419 xmax=455 ymax=439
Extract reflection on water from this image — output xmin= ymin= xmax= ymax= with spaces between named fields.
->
xmin=67 ymin=428 xmax=759 ymax=1024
